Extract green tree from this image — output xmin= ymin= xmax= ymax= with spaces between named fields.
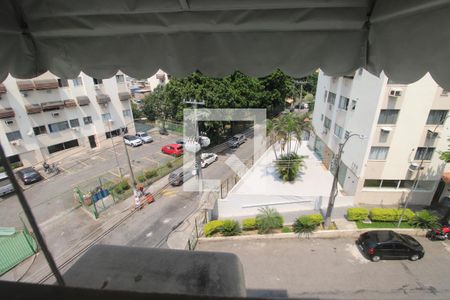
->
xmin=142 ymin=85 xmax=178 ymax=128
xmin=439 ymin=138 xmax=450 ymax=162
xmin=131 ymin=102 xmax=143 ymax=119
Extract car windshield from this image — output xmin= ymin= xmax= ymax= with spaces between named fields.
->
xmin=140 ymin=133 xmax=148 ymax=137
xmin=23 ymin=172 xmax=36 ymax=178
xmin=231 ymin=137 xmax=239 ymax=141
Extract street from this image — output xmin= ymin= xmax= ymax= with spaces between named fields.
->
xmin=198 ymin=237 xmax=450 ymax=299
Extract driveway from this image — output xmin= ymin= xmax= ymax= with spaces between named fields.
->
xmin=197 ymin=237 xmax=450 ymax=299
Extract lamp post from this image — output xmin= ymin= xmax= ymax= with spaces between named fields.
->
xmin=324 ymin=133 xmax=365 ymax=228
xmin=397 ymin=115 xmax=450 ymax=227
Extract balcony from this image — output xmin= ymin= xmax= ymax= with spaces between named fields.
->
xmin=16 ymin=80 xmax=35 ymax=91
xmin=25 ymin=104 xmax=43 ymax=114
xmin=76 ymin=96 xmax=90 ymax=106
xmin=118 ymin=92 xmax=131 ymax=101
xmin=41 ymin=101 xmax=64 ymax=111
xmin=64 ymin=99 xmax=77 ymax=108
xmin=0 ymin=107 xmax=15 ymax=119
xmin=33 ymin=79 xmax=59 ymax=90
xmin=0 ymin=83 xmax=6 ymax=93
xmin=96 ymin=94 xmax=111 ymax=105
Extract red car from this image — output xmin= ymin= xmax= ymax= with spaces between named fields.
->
xmin=161 ymin=144 xmax=183 ymax=156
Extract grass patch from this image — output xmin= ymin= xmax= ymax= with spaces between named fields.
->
xmin=356 ymin=221 xmax=413 ymax=229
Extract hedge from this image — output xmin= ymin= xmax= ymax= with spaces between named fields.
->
xmin=242 ymin=218 xmax=257 ymax=230
xmin=221 ymin=220 xmax=241 ymax=236
xmin=369 ymin=208 xmax=415 ymax=222
xmin=347 ymin=208 xmax=369 ymax=221
xmin=308 ymin=214 xmax=324 ymax=226
xmin=204 ymin=220 xmax=224 ymax=237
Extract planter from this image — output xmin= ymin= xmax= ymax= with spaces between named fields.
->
xmin=83 ymin=196 xmax=92 ymax=206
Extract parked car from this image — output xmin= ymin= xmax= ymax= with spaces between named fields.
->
xmin=176 ymin=139 xmax=185 ymax=145
xmin=124 ymin=135 xmax=143 ymax=147
xmin=200 ymin=153 xmax=218 ymax=168
xmin=0 ymin=172 xmax=14 ymax=196
xmin=135 ymin=132 xmax=153 ymax=143
xmin=228 ymin=134 xmax=246 ymax=148
xmin=356 ymin=230 xmax=424 ymax=262
xmin=16 ymin=167 xmax=42 ymax=185
xmin=159 ymin=128 xmax=169 ymax=135
xmin=169 ymin=168 xmax=196 ymax=186
xmin=161 ymin=144 xmax=184 ymax=156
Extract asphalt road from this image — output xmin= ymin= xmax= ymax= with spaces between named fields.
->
xmin=99 ymin=136 xmax=255 ymax=248
xmin=198 ymin=237 xmax=450 ymax=299
xmin=0 ymin=131 xmax=179 ymax=227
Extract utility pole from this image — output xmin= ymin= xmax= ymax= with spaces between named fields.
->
xmin=324 ymin=133 xmax=365 ymax=228
xmin=397 ymin=115 xmax=449 ymax=226
xmin=107 ymin=119 xmax=123 ymax=177
xmin=183 ymin=99 xmax=206 ymax=192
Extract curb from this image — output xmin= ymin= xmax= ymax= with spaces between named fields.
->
xmin=198 ymin=228 xmax=427 ymax=243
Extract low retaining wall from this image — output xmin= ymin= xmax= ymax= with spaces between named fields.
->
xmin=198 ymin=228 xmax=427 ymax=243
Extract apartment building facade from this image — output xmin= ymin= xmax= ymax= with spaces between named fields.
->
xmin=0 ymin=72 xmax=134 ymax=167
xmin=309 ymin=69 xmax=450 ymax=206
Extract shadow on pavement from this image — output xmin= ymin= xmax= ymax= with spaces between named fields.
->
xmin=246 ymin=288 xmax=289 ymax=299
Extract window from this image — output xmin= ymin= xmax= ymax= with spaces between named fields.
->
xmin=69 ymin=118 xmax=80 ymax=127
xmin=398 ymin=180 xmax=415 ymax=189
xmin=369 ymin=147 xmax=389 ymax=160
xmin=93 ymin=78 xmax=103 ymax=84
xmin=378 ymin=109 xmax=399 ymax=124
xmin=33 ymin=125 xmax=47 ymax=135
xmin=414 ymin=147 xmax=435 ymax=160
xmin=338 ymin=96 xmax=349 ymax=110
xmin=379 ymin=129 xmax=390 ymax=143
xmin=351 ymin=100 xmax=357 ymax=110
xmin=48 ymin=121 xmax=70 ymax=133
xmin=48 ymin=139 xmax=79 ymax=154
xmin=363 ymin=180 xmax=382 ymax=188
xmin=58 ymin=79 xmax=68 ymax=87
xmin=72 ymin=77 xmax=83 ymax=86
xmin=415 ymin=181 xmax=435 ymax=191
xmin=116 ymin=75 xmax=125 ymax=83
xmin=101 ymin=113 xmax=112 ymax=121
xmin=324 ymin=117 xmax=331 ymax=129
xmin=123 ymin=109 xmax=132 ymax=118
xmin=334 ymin=124 xmax=343 ymax=139
xmin=320 ymin=114 xmax=324 ymax=121
xmin=381 ymin=180 xmax=399 ymax=189
xmin=83 ymin=116 xmax=93 ymax=125
xmin=327 ymin=92 xmax=336 ymax=105
xmin=324 ymin=90 xmax=328 ymax=102
xmin=425 ymin=131 xmax=438 ymax=145
xmin=426 ymin=110 xmax=448 ymax=125
xmin=6 ymin=130 xmax=22 ymax=141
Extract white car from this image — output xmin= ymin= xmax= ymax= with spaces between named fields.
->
xmin=200 ymin=153 xmax=218 ymax=168
xmin=136 ymin=131 xmax=153 ymax=143
xmin=124 ymin=135 xmax=143 ymax=147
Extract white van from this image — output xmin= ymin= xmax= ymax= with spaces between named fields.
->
xmin=0 ymin=172 xmax=14 ymax=197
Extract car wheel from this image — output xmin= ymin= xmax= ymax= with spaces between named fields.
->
xmin=410 ymin=254 xmax=420 ymax=261
xmin=371 ymin=255 xmax=381 ymax=262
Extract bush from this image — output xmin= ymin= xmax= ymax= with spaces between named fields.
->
xmin=256 ymin=207 xmax=284 ymax=234
xmin=242 ymin=218 xmax=257 ymax=231
xmin=281 ymin=226 xmax=292 ymax=233
xmin=275 ymin=153 xmax=305 ymax=182
xmin=144 ymin=169 xmax=158 ymax=179
xmin=293 ymin=215 xmax=318 ymax=236
xmin=221 ymin=220 xmax=241 ymax=236
xmin=308 ymin=214 xmax=324 ymax=226
xmin=347 ymin=208 xmax=369 ymax=221
xmin=113 ymin=180 xmax=130 ymax=194
xmin=409 ymin=210 xmax=439 ymax=229
xmin=204 ymin=220 xmax=224 ymax=237
xmin=369 ymin=208 xmax=415 ymax=222
xmin=137 ymin=174 xmax=146 ymax=183
xmin=166 ymin=161 xmax=173 ymax=168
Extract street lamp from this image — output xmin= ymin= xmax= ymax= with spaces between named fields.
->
xmin=324 ymin=133 xmax=365 ymax=228
xmin=397 ymin=115 xmax=450 ymax=227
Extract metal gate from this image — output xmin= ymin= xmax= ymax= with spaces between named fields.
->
xmin=0 ymin=228 xmax=38 ymax=275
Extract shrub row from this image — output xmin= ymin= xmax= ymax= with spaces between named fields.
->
xmin=293 ymin=214 xmax=323 ymax=235
xmin=204 ymin=220 xmax=241 ymax=237
xmin=347 ymin=207 xmax=415 ymax=222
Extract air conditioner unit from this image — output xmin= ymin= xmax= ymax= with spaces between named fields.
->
xmin=4 ymin=120 xmax=14 ymax=126
xmin=94 ymin=85 xmax=101 ymax=90
xmin=408 ymin=163 xmax=424 ymax=172
xmin=21 ymin=92 xmax=28 ymax=97
xmin=10 ymin=140 xmax=21 ymax=146
xmin=389 ymin=89 xmax=402 ymax=97
xmin=51 ymin=112 xmax=60 ymax=117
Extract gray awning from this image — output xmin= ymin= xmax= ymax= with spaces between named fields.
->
xmin=0 ymin=107 xmax=15 ymax=119
xmin=16 ymin=80 xmax=35 ymax=91
xmin=1 ymin=1 xmax=450 ymax=89
xmin=64 ymin=99 xmax=77 ymax=107
xmin=0 ymin=84 xmax=6 ymax=93
xmin=118 ymin=92 xmax=131 ymax=101
xmin=76 ymin=96 xmax=90 ymax=106
xmin=96 ymin=94 xmax=111 ymax=104
xmin=25 ymin=104 xmax=42 ymax=114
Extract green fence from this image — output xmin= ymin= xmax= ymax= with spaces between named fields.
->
xmin=0 ymin=229 xmax=38 ymax=275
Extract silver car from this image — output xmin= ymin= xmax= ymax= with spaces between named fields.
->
xmin=136 ymin=132 xmax=153 ymax=143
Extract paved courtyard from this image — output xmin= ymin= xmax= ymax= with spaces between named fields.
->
xmin=197 ymin=237 xmax=450 ymax=299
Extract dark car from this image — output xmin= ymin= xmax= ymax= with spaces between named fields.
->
xmin=16 ymin=167 xmax=43 ymax=185
xmin=356 ymin=230 xmax=424 ymax=262
xmin=176 ymin=139 xmax=185 ymax=145
xmin=159 ymin=128 xmax=169 ymax=135
xmin=168 ymin=168 xmax=196 ymax=186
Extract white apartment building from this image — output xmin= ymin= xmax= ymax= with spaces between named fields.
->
xmin=0 ymin=72 xmax=134 ymax=167
xmin=309 ymin=69 xmax=450 ymax=207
